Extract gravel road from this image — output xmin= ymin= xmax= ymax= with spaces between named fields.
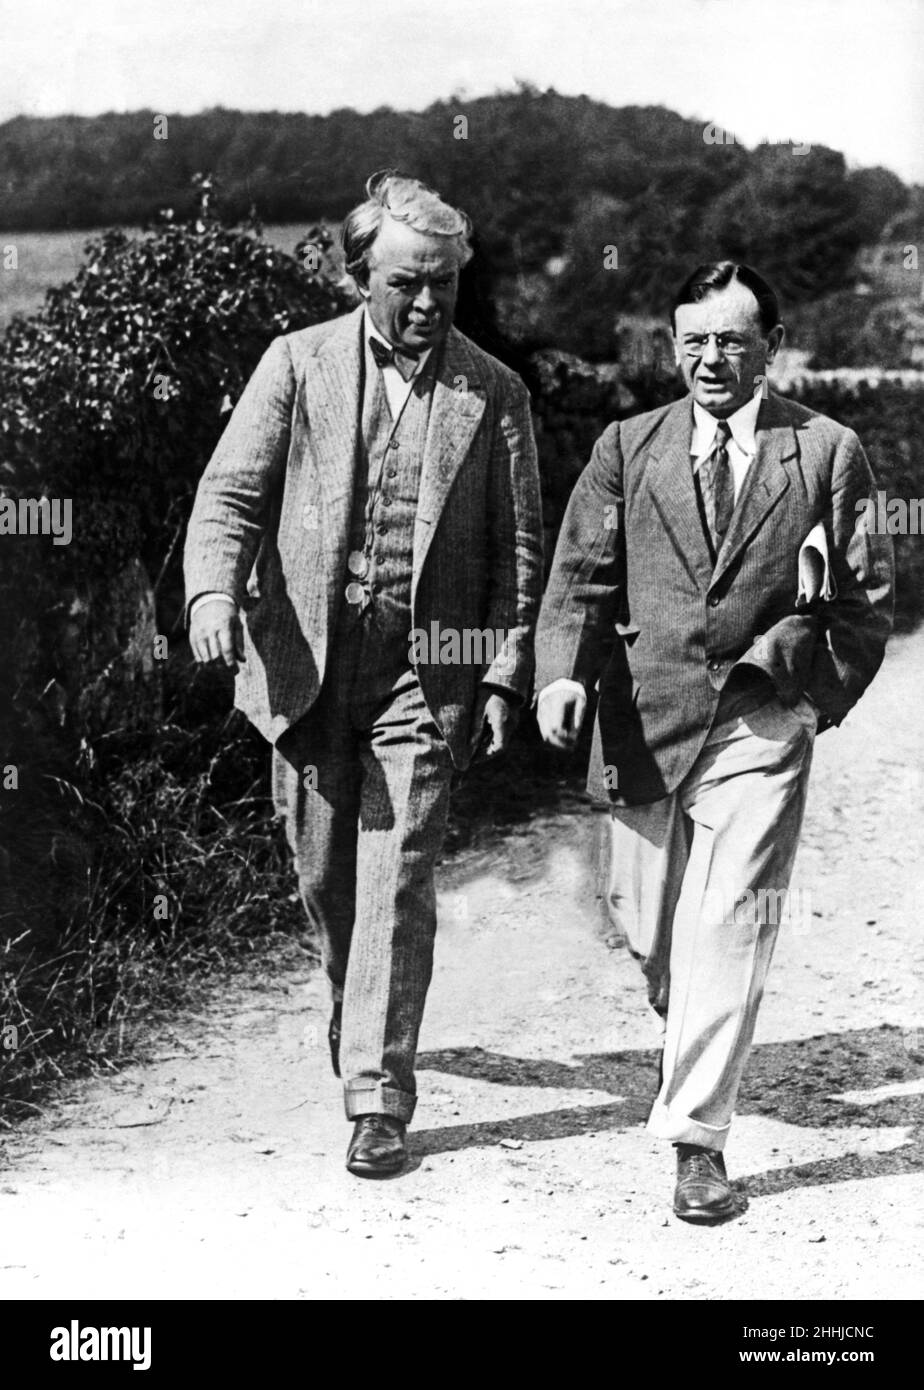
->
xmin=1 ymin=635 xmax=922 ymax=1300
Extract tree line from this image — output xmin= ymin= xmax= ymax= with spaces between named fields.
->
xmin=1 ymin=87 xmax=920 ymax=357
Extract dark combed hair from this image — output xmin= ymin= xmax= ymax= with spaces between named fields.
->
xmin=670 ymin=262 xmax=781 ymax=334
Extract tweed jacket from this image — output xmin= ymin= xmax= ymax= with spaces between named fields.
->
xmin=535 ymin=391 xmax=894 ymax=805
xmin=184 ymin=306 xmax=544 ymax=768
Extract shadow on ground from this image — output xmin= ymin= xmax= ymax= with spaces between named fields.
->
xmin=416 ymin=1024 xmax=923 ymax=1197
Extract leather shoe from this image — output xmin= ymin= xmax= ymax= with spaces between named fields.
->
xmin=673 ymin=1143 xmax=737 ymax=1223
xmin=328 ymin=1004 xmax=342 ymax=1078
xmin=346 ymin=1114 xmax=408 ymax=1177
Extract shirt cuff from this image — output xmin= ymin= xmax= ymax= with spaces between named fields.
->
xmin=189 ymin=591 xmax=237 ymax=620
xmin=480 ymin=680 xmax=524 ymax=706
xmin=537 ymin=678 xmax=586 ymax=703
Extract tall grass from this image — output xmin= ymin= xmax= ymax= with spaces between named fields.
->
xmin=0 ymin=663 xmax=311 ymax=1119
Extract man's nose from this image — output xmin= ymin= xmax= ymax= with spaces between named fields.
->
xmin=701 ymin=335 xmax=723 ymax=367
xmin=414 ymin=284 xmax=437 ymax=311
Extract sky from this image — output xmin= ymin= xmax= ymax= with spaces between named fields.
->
xmin=2 ymin=0 xmax=923 ymax=182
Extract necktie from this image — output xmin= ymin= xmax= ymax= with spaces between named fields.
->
xmin=369 ymin=336 xmax=420 ymax=382
xmin=700 ymin=420 xmax=735 ymax=552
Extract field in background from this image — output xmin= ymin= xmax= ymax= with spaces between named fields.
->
xmin=0 ymin=225 xmax=320 ymax=332
xmin=0 ymin=228 xmax=100 ymax=329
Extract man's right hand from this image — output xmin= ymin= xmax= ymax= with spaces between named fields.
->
xmin=536 ymin=683 xmax=587 ymax=750
xmin=189 ymin=598 xmax=245 ymax=671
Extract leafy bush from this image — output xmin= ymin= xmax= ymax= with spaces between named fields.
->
xmin=0 ymin=180 xmax=353 ymax=747
xmin=799 ymin=290 xmax=924 ymax=369
xmin=0 ymin=178 xmax=351 ymax=589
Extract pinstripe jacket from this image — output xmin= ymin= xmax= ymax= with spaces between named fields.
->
xmin=535 ymin=391 xmax=894 ymax=805
xmin=184 ymin=306 xmax=543 ymax=767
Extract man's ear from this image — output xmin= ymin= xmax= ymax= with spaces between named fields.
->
xmin=765 ymin=323 xmax=785 ymax=362
xmin=672 ymin=335 xmax=683 ymax=368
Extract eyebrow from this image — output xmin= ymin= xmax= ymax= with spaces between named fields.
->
xmin=389 ymin=266 xmax=456 ymax=275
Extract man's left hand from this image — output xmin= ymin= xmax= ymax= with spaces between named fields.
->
xmin=468 ymin=689 xmax=519 ymax=762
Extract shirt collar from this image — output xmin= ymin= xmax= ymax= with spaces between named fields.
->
xmin=363 ymin=307 xmax=432 ymax=376
xmin=691 ymin=391 xmax=762 ymax=461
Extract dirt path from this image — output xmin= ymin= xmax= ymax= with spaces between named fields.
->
xmin=1 ymin=637 xmax=923 ymax=1301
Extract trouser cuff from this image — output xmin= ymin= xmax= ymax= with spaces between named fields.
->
xmin=344 ymin=1079 xmax=416 ymax=1123
xmin=647 ymin=1098 xmax=731 ymax=1152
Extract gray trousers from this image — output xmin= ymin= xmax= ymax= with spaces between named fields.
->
xmin=272 ymin=606 xmax=454 ymax=1123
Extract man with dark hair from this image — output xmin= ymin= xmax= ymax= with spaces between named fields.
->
xmin=185 ymin=171 xmax=543 ymax=1176
xmin=535 ymin=261 xmax=893 ymax=1222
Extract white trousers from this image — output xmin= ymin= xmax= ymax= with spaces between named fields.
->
xmin=604 ymin=682 xmax=817 ymax=1150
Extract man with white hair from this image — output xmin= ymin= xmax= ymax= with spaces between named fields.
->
xmin=184 ymin=171 xmax=543 ymax=1175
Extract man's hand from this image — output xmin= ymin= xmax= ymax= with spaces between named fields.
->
xmin=468 ymin=689 xmax=519 ymax=762
xmin=189 ymin=598 xmax=245 ymax=672
xmin=537 ymin=684 xmax=587 ymax=750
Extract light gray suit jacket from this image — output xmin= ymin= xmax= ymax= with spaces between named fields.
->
xmin=184 ymin=306 xmax=543 ymax=768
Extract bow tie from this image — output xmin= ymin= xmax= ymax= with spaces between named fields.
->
xmin=369 ymin=336 xmax=422 ymax=382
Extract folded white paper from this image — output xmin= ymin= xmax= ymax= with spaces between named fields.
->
xmin=797 ymin=521 xmax=837 ymax=605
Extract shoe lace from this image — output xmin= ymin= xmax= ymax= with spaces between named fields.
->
xmin=362 ymin=1114 xmax=400 ymax=1136
xmin=677 ymin=1145 xmax=723 ymax=1177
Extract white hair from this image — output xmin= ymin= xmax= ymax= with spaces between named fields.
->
xmin=341 ymin=169 xmax=474 ymax=285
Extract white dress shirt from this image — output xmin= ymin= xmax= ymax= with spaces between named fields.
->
xmin=690 ymin=391 xmax=762 ymax=504
xmin=190 ymin=310 xmax=433 ymax=620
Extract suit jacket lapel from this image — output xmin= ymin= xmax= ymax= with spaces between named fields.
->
xmin=414 ymin=327 xmax=486 ymax=582
xmin=710 ymin=393 xmax=797 ymax=589
xmin=645 ymin=397 xmax=715 ymax=591
xmin=297 ymin=306 xmax=364 ymax=537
